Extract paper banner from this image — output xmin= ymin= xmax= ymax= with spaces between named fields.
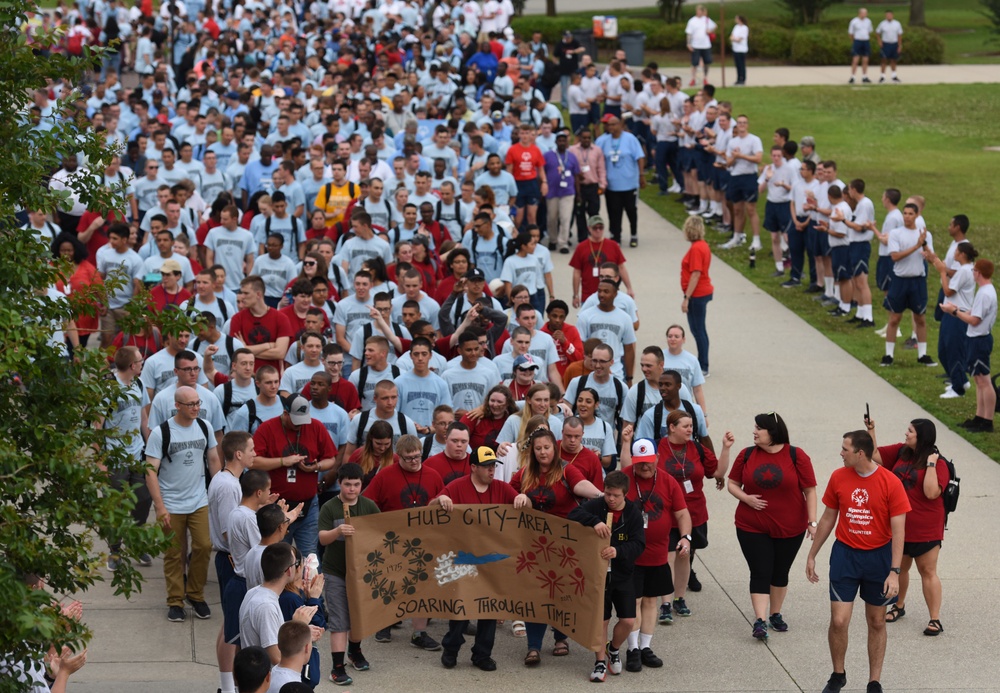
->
xmin=345 ymin=504 xmax=610 ymax=651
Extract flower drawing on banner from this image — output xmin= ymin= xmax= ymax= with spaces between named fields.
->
xmin=531 ymin=535 xmax=555 ymax=561
xmin=536 ymin=569 xmax=565 ymax=599
xmin=515 ymin=550 xmax=538 ymax=574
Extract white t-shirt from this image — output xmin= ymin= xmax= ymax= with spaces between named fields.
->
xmin=685 ymin=14 xmax=717 ymax=50
xmin=849 ymin=196 xmax=876 ymax=243
xmin=730 ymin=24 xmax=749 ymax=53
xmin=968 ymin=284 xmax=998 ymax=338
xmin=848 ymin=16 xmax=874 ymax=40
xmin=239 ymin=585 xmax=283 ymax=649
xmin=726 ymin=134 xmax=764 ymax=177
xmin=876 ymin=19 xmax=903 ymax=43
xmin=144 ymin=417 xmax=217 ymax=514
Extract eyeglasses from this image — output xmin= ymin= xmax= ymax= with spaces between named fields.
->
xmin=590 ymin=358 xmax=611 ymax=365
xmin=177 ymin=366 xmax=201 ymax=373
xmin=325 ymin=360 xmax=344 ymax=367
xmin=401 ymin=454 xmax=422 ymax=463
xmin=176 ymin=400 xmax=202 ymax=407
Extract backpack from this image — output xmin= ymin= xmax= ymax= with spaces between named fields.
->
xmin=573 ymin=373 xmax=625 ymax=427
xmin=651 ymin=399 xmax=702 ymax=450
xmin=360 ymin=323 xmax=405 ymax=362
xmin=354 ymin=409 xmax=408 ymax=446
xmin=357 ymin=364 xmax=402 ymax=402
xmin=153 ymin=417 xmax=212 ymax=490
xmin=540 ymin=60 xmax=560 ymax=89
xmin=192 ymin=335 xmax=236 ymax=368
xmin=220 ymin=381 xmax=260 ymax=417
xmin=422 ymin=433 xmax=435 ymax=460
xmin=938 ymin=453 xmax=960 ymax=528
xmin=242 ymin=399 xmax=263 ymax=433
xmin=265 ymin=215 xmax=300 ymax=251
xmin=323 ymin=181 xmax=357 ymax=214
xmin=67 ymin=31 xmax=85 ymax=56
xmin=470 ymin=228 xmax=505 ymax=265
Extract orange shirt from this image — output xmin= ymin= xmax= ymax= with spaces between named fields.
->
xmin=680 ymin=239 xmax=714 ymax=298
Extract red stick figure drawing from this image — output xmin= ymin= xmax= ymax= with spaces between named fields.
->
xmin=515 ymin=551 xmax=538 ymax=574
xmin=555 ymin=545 xmax=578 ymax=569
xmin=570 ymin=567 xmax=586 ymax=596
xmin=531 ymin=535 xmax=555 ymax=561
xmin=536 ymin=569 xmax=565 ymax=599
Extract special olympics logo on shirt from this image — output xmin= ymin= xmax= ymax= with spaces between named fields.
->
xmin=752 ymin=463 xmax=783 ymax=490
xmin=851 ymin=488 xmax=869 ymax=506
xmin=248 ymin=325 xmax=273 ymax=344
xmin=644 ymin=492 xmax=665 ymax=522
xmin=401 ymin=484 xmax=430 ymax=508
xmin=893 ymin=464 xmax=918 ymax=490
xmin=527 ymin=486 xmax=557 ymax=513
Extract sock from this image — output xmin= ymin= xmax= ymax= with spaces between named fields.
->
xmin=348 ymin=640 xmax=362 ymax=655
xmin=220 ymin=672 xmax=235 ymax=693
xmin=608 ymin=643 xmax=620 ymax=655
xmin=863 ymin=305 xmax=873 ymax=320
xmin=892 ymin=71 xmax=897 ymax=77
xmin=918 ymin=342 xmax=927 ymax=358
xmin=839 ymin=302 xmax=851 ymax=312
xmin=776 ymin=261 xmax=784 ymax=272
xmin=911 ymin=330 xmax=917 ymax=340
xmin=639 ymin=632 xmax=653 ymax=649
xmin=627 ymin=630 xmax=639 ymax=650
xmin=886 ymin=342 xmax=895 ymax=358
xmin=824 ymin=277 xmax=834 ymax=295
xmin=333 ymin=652 xmax=345 ymax=669
xmin=833 ymin=285 xmax=841 ymax=301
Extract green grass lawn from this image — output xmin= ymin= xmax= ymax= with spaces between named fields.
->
xmin=639 ymin=83 xmax=1000 ymax=461
xmin=549 ymin=0 xmax=1000 ymax=64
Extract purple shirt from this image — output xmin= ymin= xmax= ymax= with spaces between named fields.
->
xmin=543 ymin=149 xmax=580 ymax=199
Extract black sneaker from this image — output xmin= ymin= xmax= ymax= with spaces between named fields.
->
xmin=855 ymin=320 xmax=876 ymax=328
xmin=917 ymin=355 xmax=938 ymax=367
xmin=441 ymin=650 xmax=458 ymax=669
xmin=960 ymin=417 xmax=979 ymax=429
xmin=867 ymin=682 xmax=883 ymax=693
xmin=768 ymin=612 xmax=789 ymax=632
xmin=828 ymin=307 xmax=849 ymax=317
xmin=348 ymin=651 xmax=370 ymax=671
xmin=137 ymin=553 xmax=153 ymax=567
xmin=657 ymin=602 xmax=673 ymax=624
xmin=805 ymin=283 xmax=824 ymax=294
xmin=374 ymin=627 xmax=392 ymax=643
xmin=629 ymin=237 xmax=638 ymax=248
xmin=862 ymin=76 xmax=872 ymax=83
xmin=187 ymin=598 xmax=211 ymax=619
xmin=846 ymin=316 xmax=862 ymax=324
xmin=167 ymin=606 xmax=186 ymax=622
xmin=780 ymin=279 xmax=801 ymax=289
xmin=752 ymin=618 xmax=768 ymax=640
xmin=880 ymin=355 xmax=893 ymax=367
xmin=688 ymin=570 xmax=702 ymax=592
xmin=473 ymin=657 xmax=497 ymax=671
xmin=640 ymin=647 xmax=663 ymax=667
xmin=330 ymin=668 xmax=353 ymax=686
xmin=411 ymin=631 xmax=442 ymax=651
xmin=625 ymin=648 xmax=642 ymax=672
xmin=971 ymin=418 xmax=995 ymax=433
xmin=822 ymin=672 xmax=847 ymax=693
xmin=770 ymin=270 xmax=785 ymax=278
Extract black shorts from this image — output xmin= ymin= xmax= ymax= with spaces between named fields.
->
xmin=726 ymin=173 xmax=758 ymax=203
xmin=632 ymin=563 xmax=673 ymax=598
xmin=669 ymin=522 xmax=709 ymax=550
xmin=604 ymin=577 xmax=637 ymax=620
xmin=903 ymin=540 xmax=941 ymax=558
xmin=884 ymin=275 xmax=928 ymax=315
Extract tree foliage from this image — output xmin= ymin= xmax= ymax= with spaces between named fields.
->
xmin=0 ymin=4 xmax=192 ymax=690
xmin=776 ymin=0 xmax=846 ymax=25
xmin=983 ymin=0 xmax=1000 ymax=40
xmin=657 ymin=0 xmax=687 ymax=24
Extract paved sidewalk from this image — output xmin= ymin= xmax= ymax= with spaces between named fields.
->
xmin=69 ymin=199 xmax=999 ymax=691
xmin=657 ymin=64 xmax=1000 ymax=87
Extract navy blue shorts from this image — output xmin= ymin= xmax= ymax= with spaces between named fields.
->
xmin=852 ymin=39 xmax=871 ymax=57
xmin=831 ymin=245 xmax=851 ymax=281
xmin=816 ymin=229 xmax=831 ymax=257
xmin=849 ymin=241 xmax=871 ymax=277
xmin=805 ymin=220 xmax=819 ymax=257
xmin=884 ymin=275 xmax=927 ymax=315
xmin=215 ymin=551 xmax=234 ymax=603
xmin=829 ymin=540 xmax=895 ymax=606
xmin=726 ymin=173 xmax=758 ymax=203
xmin=679 ymin=148 xmax=697 ymax=172
xmin=222 ymin=574 xmax=247 ymax=645
xmin=875 ymin=255 xmax=894 ymax=291
xmin=690 ymin=47 xmax=713 ymax=66
xmin=881 ymin=42 xmax=899 ymax=60
xmin=967 ymin=334 xmax=993 ymax=376
xmin=713 ymin=167 xmax=729 ymax=192
xmin=696 ymin=150 xmax=715 ymax=181
xmin=764 ymin=200 xmax=791 ymax=234
xmin=515 ymin=178 xmax=541 ymax=207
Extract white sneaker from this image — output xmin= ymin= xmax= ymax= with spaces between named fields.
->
xmin=874 ymin=324 xmax=888 ymax=337
xmin=780 ymin=238 xmax=789 ymax=253
xmin=590 ymin=660 xmax=607 ymax=682
xmin=940 ymin=386 xmax=962 ymax=399
xmin=667 ymin=183 xmax=682 ymax=193
xmin=720 ymin=234 xmax=746 ymax=249
xmin=749 ymin=237 xmax=762 ymax=251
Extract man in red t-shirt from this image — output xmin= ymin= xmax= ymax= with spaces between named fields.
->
xmin=229 ymin=275 xmax=295 ymax=373
xmin=505 ymin=123 xmax=547 ymax=228
xmin=570 ymin=216 xmax=631 ymax=306
xmin=560 ymin=417 xmax=605 ymax=491
xmin=424 ymin=422 xmax=472 ymax=485
xmin=252 ymin=394 xmax=338 ymax=558
xmin=300 ymin=344 xmax=361 ymax=414
xmin=541 ymin=299 xmax=584 ymax=377
xmin=806 ymin=429 xmax=909 ymax=693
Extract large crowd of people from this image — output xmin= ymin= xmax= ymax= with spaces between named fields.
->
xmin=12 ymin=0 xmax=997 ymax=691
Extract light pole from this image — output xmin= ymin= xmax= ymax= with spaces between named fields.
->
xmin=719 ymin=0 xmax=726 ymax=88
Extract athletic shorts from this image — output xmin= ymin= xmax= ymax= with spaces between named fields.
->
xmin=679 ymin=148 xmax=696 ymax=172
xmin=903 ymin=540 xmax=941 ymax=558
xmin=215 ymin=551 xmax=235 ymax=603
xmin=816 ymin=228 xmax=831 ymax=256
xmin=763 ymin=200 xmax=792 ymax=234
xmin=515 ymin=178 xmax=541 ymax=207
xmin=604 ymin=576 xmax=637 ymax=620
xmin=726 ymin=173 xmax=758 ymax=203
xmin=632 ymin=563 xmax=673 ymax=599
xmin=881 ymin=42 xmax=899 ymax=60
xmin=967 ymin=334 xmax=994 ymax=377
xmin=804 ymin=220 xmax=819 ymax=257
xmin=696 ymin=150 xmax=715 ymax=181
xmin=323 ymin=572 xmax=352 ymax=632
xmin=875 ymin=255 xmax=894 ymax=291
xmin=852 ymin=39 xmax=871 ymax=57
xmin=713 ymin=167 xmax=730 ymax=192
xmin=829 ymin=539 xmax=895 ymax=606
xmin=830 ymin=245 xmax=851 ymax=282
xmin=849 ymin=240 xmax=871 ymax=277
xmin=669 ymin=522 xmax=709 ymax=551
xmin=222 ymin=574 xmax=247 ymax=645
xmin=883 ymin=275 xmax=927 ymax=315
xmin=690 ymin=47 xmax=713 ymax=66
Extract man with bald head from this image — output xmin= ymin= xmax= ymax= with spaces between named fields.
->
xmin=145 ymin=385 xmax=222 ymax=622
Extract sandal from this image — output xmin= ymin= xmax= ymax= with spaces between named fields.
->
xmin=552 ymin=639 xmax=570 ymax=656
xmin=923 ymin=619 xmax=943 ymax=636
xmin=885 ymin=604 xmax=905 ymax=623
xmin=511 ymin=620 xmax=526 ymax=637
xmin=524 ymin=649 xmax=541 ymax=666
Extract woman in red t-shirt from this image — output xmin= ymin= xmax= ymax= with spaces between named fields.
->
xmin=727 ymin=412 xmax=817 ymax=641
xmin=656 ymin=410 xmax=728 ymax=620
xmin=869 ymin=418 xmax=949 ymax=636
xmin=510 ymin=428 xmax=601 ymax=666
xmin=680 ymin=217 xmax=714 ymax=377
xmin=434 ymin=248 xmax=472 ymax=304
xmin=345 ymin=420 xmax=398 ymax=490
xmin=459 ymin=384 xmax=518 ymax=453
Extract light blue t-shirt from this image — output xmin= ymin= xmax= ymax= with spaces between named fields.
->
xmin=596 ymin=131 xmax=644 ymax=192
xmin=145 ymin=417 xmax=217 ymax=514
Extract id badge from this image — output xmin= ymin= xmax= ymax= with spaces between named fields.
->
xmin=642 ymin=512 xmax=649 ymax=529
xmin=287 ymin=468 xmax=297 ymax=483
xmin=582 ymin=165 xmax=591 ymax=173
xmin=611 ymin=153 xmax=620 ymax=164
xmin=559 ymin=180 xmax=568 ymax=188
xmin=683 ymin=480 xmax=694 ymax=494
xmin=592 ymin=267 xmax=599 ymax=277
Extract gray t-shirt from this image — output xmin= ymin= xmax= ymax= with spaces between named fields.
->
xmin=148 ymin=383 xmax=226 ymax=432
xmin=227 ymin=397 xmax=284 ymax=434
xmin=145 ymin=417 xmax=217 ymax=514
xmin=244 ymin=543 xmax=267 ymax=589
xmin=96 ymin=246 xmax=144 ymax=308
xmin=207 ymin=469 xmax=242 ymax=551
xmin=227 ymin=505 xmax=261 ymax=577
xmin=104 ymin=375 xmax=150 ymax=458
xmin=443 ymin=360 xmax=502 ymax=412
xmin=239 ymin=585 xmax=283 ymax=649
xmin=204 ymin=226 xmax=256 ymax=292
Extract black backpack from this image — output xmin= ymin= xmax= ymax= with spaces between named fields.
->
xmin=220 ymin=381 xmax=260 ymax=417
xmin=650 ymin=399 xmax=700 ymax=448
xmin=153 ymin=417 xmax=212 ymax=490
xmin=573 ymin=373 xmax=625 ymax=428
xmin=359 ymin=323 xmax=405 ymax=365
xmin=357 ymin=364 xmax=402 ymax=402
xmin=192 ymin=335 xmax=236 ymax=368
xmin=938 ymin=452 xmax=960 ymax=528
xmin=354 ymin=409 xmax=408 ymax=446
xmin=541 ymin=59 xmax=561 ymax=89
xmin=422 ymin=433 xmax=435 ymax=460
xmin=265 ymin=215 xmax=300 ymax=251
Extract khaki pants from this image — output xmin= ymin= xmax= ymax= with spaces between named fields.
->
xmin=547 ymin=194 xmax=576 ymax=250
xmin=163 ymin=506 xmax=211 ymax=607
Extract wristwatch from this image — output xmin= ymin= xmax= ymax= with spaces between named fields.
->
xmin=889 ymin=567 xmax=901 ymax=574
xmin=681 ymin=534 xmax=693 ymax=542
xmin=927 ymin=462 xmax=936 ymax=467
xmin=808 ymin=521 xmax=818 ymax=528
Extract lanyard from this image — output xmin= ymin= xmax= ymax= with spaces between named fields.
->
xmin=668 ymin=441 xmax=688 ymax=480
xmin=635 ymin=472 xmax=656 ymax=510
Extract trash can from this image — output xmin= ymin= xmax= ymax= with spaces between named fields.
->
xmin=619 ymin=31 xmax=646 ymax=66
xmin=571 ymin=29 xmax=597 ymax=62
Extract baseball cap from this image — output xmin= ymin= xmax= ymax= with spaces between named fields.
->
xmin=159 ymin=259 xmax=182 ymax=275
xmin=281 ymin=394 xmax=311 ymax=426
xmin=601 ymin=113 xmax=618 ymax=124
xmin=563 ymin=30 xmax=573 ymax=37
xmin=588 ymin=214 xmax=605 ymax=227
xmin=491 ymin=110 xmax=504 ymax=121
xmin=466 ymin=267 xmax=486 ymax=282
xmin=155 ymin=113 xmax=170 ymax=125
xmin=225 ymin=90 xmax=240 ymax=99
xmin=471 ymin=446 xmax=502 ymax=466
xmin=631 ymin=439 xmax=657 ymax=464
xmin=800 ymin=135 xmax=816 ymax=147
xmin=513 ymin=354 xmax=540 ymax=371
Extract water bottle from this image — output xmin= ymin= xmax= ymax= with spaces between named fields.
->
xmin=749 ymin=247 xmax=756 ymax=269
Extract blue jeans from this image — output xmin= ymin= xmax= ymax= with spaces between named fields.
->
xmin=687 ymin=294 xmax=712 ymax=373
xmin=560 ymin=74 xmax=572 ymax=109
xmin=284 ymin=496 xmax=319 ymax=557
xmin=101 ymin=51 xmax=122 ymax=81
xmin=525 ymin=621 xmax=567 ymax=651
